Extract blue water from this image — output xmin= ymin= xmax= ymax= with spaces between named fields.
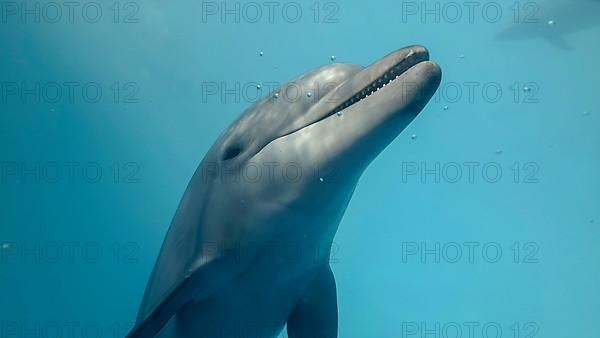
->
xmin=1 ymin=0 xmax=599 ymax=337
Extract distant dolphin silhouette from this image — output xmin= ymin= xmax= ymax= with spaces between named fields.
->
xmin=128 ymin=45 xmax=441 ymax=338
xmin=495 ymin=0 xmax=600 ymax=50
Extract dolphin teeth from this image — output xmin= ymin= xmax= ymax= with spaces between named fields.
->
xmin=328 ymin=57 xmax=415 ymax=114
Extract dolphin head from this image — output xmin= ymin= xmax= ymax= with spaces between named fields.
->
xmin=197 ymin=45 xmax=441 ymax=238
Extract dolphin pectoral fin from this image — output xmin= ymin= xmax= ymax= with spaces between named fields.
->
xmin=128 ymin=257 xmax=249 ymax=338
xmin=287 ymin=265 xmax=338 ymax=338
xmin=127 ymin=275 xmax=195 ymax=338
xmin=127 ymin=265 xmax=218 ymax=338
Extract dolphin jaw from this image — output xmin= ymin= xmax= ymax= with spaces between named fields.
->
xmin=284 ymin=46 xmax=432 ymax=135
xmin=248 ymin=46 xmax=438 ymax=162
xmin=328 ymin=47 xmax=430 ymax=116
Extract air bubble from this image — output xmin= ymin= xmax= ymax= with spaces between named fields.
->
xmin=548 ymin=20 xmax=555 ymax=26
xmin=495 ymin=149 xmax=503 ymax=155
xmin=256 ymin=84 xmax=261 ymax=89
xmin=259 ymin=51 xmax=264 ymax=56
xmin=411 ymin=134 xmax=417 ymax=140
xmin=336 ymin=111 xmax=343 ymax=117
xmin=307 ymin=91 xmax=312 ymax=98
xmin=523 ymin=86 xmax=532 ymax=93
xmin=274 ymin=93 xmax=280 ymax=99
xmin=443 ymin=106 xmax=448 ymax=111
xmin=330 ymin=55 xmax=336 ymax=61
xmin=319 ymin=177 xmax=324 ymax=182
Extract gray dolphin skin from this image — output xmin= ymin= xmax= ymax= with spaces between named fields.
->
xmin=495 ymin=0 xmax=600 ymax=50
xmin=128 ymin=45 xmax=441 ymax=338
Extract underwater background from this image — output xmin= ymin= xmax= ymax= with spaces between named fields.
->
xmin=1 ymin=0 xmax=599 ymax=337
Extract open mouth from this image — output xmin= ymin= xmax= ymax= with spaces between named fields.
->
xmin=328 ymin=48 xmax=430 ymax=116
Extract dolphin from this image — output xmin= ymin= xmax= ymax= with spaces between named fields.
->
xmin=128 ymin=45 xmax=441 ymax=338
xmin=495 ymin=0 xmax=600 ymax=50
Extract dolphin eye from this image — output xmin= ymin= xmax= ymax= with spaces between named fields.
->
xmin=221 ymin=143 xmax=243 ymax=161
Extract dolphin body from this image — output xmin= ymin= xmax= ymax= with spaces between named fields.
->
xmin=128 ymin=45 xmax=441 ymax=338
xmin=495 ymin=0 xmax=600 ymax=50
